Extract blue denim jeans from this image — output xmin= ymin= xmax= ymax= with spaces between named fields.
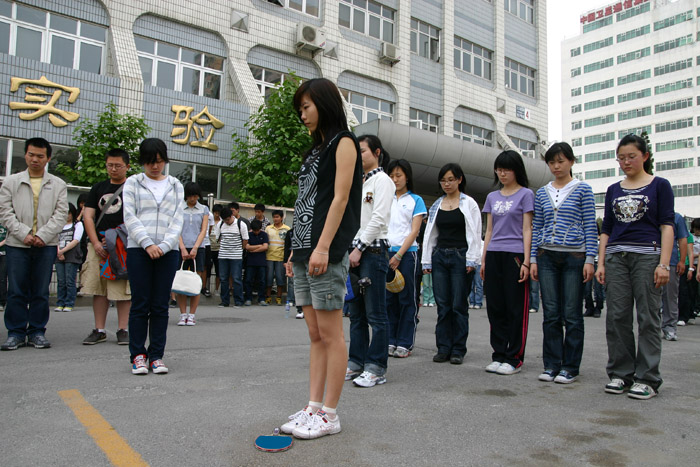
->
xmin=529 ymin=278 xmax=540 ymax=311
xmin=55 ymin=261 xmax=79 ymax=308
xmin=219 ymin=258 xmax=243 ymax=306
xmin=432 ymin=247 xmax=472 ymax=357
xmin=537 ymin=249 xmax=586 ymax=374
xmin=127 ymin=248 xmax=178 ymax=362
xmin=469 ymin=265 xmax=483 ymax=307
xmin=245 ymin=265 xmax=266 ymax=302
xmin=0 ymin=253 xmax=7 ymax=306
xmin=4 ymin=246 xmax=56 ymax=338
xmin=387 ymin=251 xmax=419 ymax=350
xmin=348 ymin=248 xmax=389 ymax=376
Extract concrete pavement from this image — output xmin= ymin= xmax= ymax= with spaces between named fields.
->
xmin=1 ymin=296 xmax=699 ymax=466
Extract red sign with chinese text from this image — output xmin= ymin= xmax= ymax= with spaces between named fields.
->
xmin=580 ymin=0 xmax=648 ymax=24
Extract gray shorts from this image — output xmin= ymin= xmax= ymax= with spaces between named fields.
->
xmin=292 ymin=253 xmax=349 ymax=311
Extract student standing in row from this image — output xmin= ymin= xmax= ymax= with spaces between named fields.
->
xmin=55 ymin=203 xmax=84 ymax=313
xmin=265 ymin=210 xmax=290 ymax=305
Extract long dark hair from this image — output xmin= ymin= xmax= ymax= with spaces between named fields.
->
xmin=358 ymin=134 xmax=391 ymax=170
xmin=544 ymin=142 xmax=576 ymax=176
xmin=617 ymin=134 xmax=652 ymax=174
xmin=293 ymin=78 xmax=348 ymax=158
xmin=386 ymin=158 xmax=414 ymax=192
xmin=493 ymin=151 xmax=529 ymax=188
xmin=438 ymin=163 xmax=466 ymax=194
xmin=67 ymin=202 xmax=78 ymax=224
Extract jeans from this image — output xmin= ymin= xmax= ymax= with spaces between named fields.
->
xmin=469 ymin=265 xmax=483 ymax=307
xmin=678 ymin=268 xmax=698 ymax=322
xmin=4 ymin=246 xmax=56 ymax=338
xmin=348 ymin=248 xmax=389 ymax=376
xmin=584 ymin=260 xmax=605 ymax=312
xmin=55 ymin=262 xmax=79 ymax=308
xmin=537 ymin=249 xmax=586 ymax=374
xmin=432 ymin=248 xmax=472 ymax=357
xmin=529 ymin=278 xmax=540 ymax=311
xmin=386 ymin=251 xmax=419 ymax=350
xmin=421 ymin=272 xmax=434 ymax=305
xmin=0 ymin=253 xmax=7 ymax=305
xmin=245 ymin=265 xmax=266 ymax=303
xmin=287 ymin=275 xmax=295 ymax=304
xmin=127 ymin=248 xmax=178 ymax=362
xmin=219 ymin=258 xmax=243 ymax=306
xmin=266 ymin=261 xmax=286 ymax=289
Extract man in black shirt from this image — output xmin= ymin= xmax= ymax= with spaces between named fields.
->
xmin=81 ymin=149 xmax=132 ymax=345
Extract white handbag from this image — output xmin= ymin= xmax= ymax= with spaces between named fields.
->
xmin=171 ymin=262 xmax=202 ymax=296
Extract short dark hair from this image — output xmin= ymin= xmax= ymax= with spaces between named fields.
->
xmin=220 ymin=207 xmax=232 ymax=220
xmin=25 ymin=137 xmax=52 ymax=159
xmin=77 ymin=193 xmax=89 ymax=207
xmin=138 ymin=138 xmax=169 ymax=165
xmin=358 ymin=134 xmax=391 ymax=170
xmin=184 ymin=181 xmax=201 ymax=199
xmin=386 ymin=159 xmax=414 ymax=192
xmin=438 ymin=163 xmax=466 ymax=193
xmin=251 ymin=219 xmax=262 ymax=231
xmin=212 ymin=203 xmax=223 ymax=214
xmin=493 ymin=151 xmax=529 ymax=188
xmin=229 ymin=201 xmax=240 ymax=211
xmin=272 ymin=209 xmax=283 ymax=218
xmin=544 ymin=142 xmax=576 ymax=176
xmin=690 ymin=218 xmax=700 ymax=232
xmin=254 ymin=203 xmax=265 ymax=212
xmin=105 ymin=148 xmax=130 ymax=166
xmin=617 ymin=134 xmax=652 ymax=174
xmin=67 ymin=202 xmax=78 ymax=222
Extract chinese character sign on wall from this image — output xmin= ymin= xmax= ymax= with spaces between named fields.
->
xmin=9 ymin=76 xmax=81 ymax=127
xmin=171 ymin=105 xmax=224 ymax=151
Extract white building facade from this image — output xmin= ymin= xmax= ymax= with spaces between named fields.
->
xmin=562 ymin=0 xmax=700 ymax=218
xmin=1 ymin=0 xmax=548 ymax=201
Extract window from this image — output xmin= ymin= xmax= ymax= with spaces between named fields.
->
xmin=583 ymin=15 xmax=612 ymax=33
xmin=585 ymin=168 xmax=616 ymax=180
xmin=654 ymin=35 xmax=693 ymax=54
xmin=409 ymin=108 xmax=439 ymax=132
xmin=571 ymin=87 xmax=581 ymax=97
xmin=672 ymin=183 xmax=700 ymax=198
xmin=570 ymin=67 xmax=581 ymax=78
xmin=136 ymin=37 xmax=223 ymax=99
xmin=585 ymin=150 xmax=615 ymax=163
xmin=571 ymin=121 xmax=582 ymax=131
xmin=339 ymin=0 xmax=394 ymax=43
xmin=571 ymin=104 xmax=581 ymax=114
xmin=656 ymin=118 xmax=693 ymax=133
xmin=583 ymin=96 xmax=615 ymax=110
xmin=654 ymin=58 xmax=693 ymax=77
xmin=584 ymin=58 xmax=613 ymax=74
xmin=654 ymin=10 xmax=693 ymax=31
xmin=617 ymin=47 xmax=650 ymax=65
xmin=618 ymin=126 xmax=651 ymax=139
xmin=617 ymin=25 xmax=649 ymax=43
xmin=618 ymin=88 xmax=651 ymax=103
xmin=504 ymin=58 xmax=535 ymax=97
xmin=410 ymin=18 xmax=439 ymax=61
xmin=656 ymin=138 xmax=694 ymax=152
xmin=453 ymin=121 xmax=493 ymax=146
xmin=584 ymin=114 xmax=614 ymax=128
xmin=616 ymin=2 xmax=650 ymax=21
xmin=585 ymin=132 xmax=615 ymax=145
xmin=655 ymin=97 xmax=692 ymax=114
xmin=617 ymin=69 xmax=650 ymax=86
xmin=583 ymin=37 xmax=612 ymax=54
xmin=0 ymin=2 xmax=106 ymax=73
xmin=570 ymin=47 xmax=580 ymax=57
xmin=508 ymin=136 xmax=537 ymax=156
xmin=584 ymin=79 xmax=613 ymax=94
xmin=267 ymin=0 xmax=319 ymax=17
xmin=504 ymin=0 xmax=533 ymax=24
xmin=572 ymin=137 xmax=582 ymax=147
xmin=340 ymin=89 xmax=394 ymax=123
xmin=594 ymin=193 xmax=606 ymax=204
xmin=655 ymin=78 xmax=693 ymax=96
xmin=454 ymin=37 xmax=492 ymax=80
xmin=249 ymin=65 xmax=287 ymax=100
xmin=618 ymin=107 xmax=651 ymax=122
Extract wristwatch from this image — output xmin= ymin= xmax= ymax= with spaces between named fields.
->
xmin=656 ymin=264 xmax=670 ymax=271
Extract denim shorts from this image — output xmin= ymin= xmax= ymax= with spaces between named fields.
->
xmin=292 ymin=253 xmax=349 ymax=311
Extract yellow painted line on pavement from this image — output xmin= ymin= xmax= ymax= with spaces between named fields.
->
xmin=58 ymin=389 xmax=149 ymax=467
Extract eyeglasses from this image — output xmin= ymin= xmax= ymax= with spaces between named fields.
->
xmin=616 ymin=154 xmax=639 ymax=163
xmin=494 ymin=168 xmax=513 ymax=175
xmin=440 ymin=178 xmax=458 ymax=185
xmin=106 ymin=163 xmax=127 ymax=170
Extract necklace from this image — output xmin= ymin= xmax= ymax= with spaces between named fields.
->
xmin=442 ymin=196 xmax=460 ymax=210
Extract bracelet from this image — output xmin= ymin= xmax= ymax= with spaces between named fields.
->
xmin=313 ymin=250 xmax=328 ymax=256
xmin=689 ymin=267 xmax=695 ymax=272
xmin=521 ymin=263 xmax=530 ymax=269
xmin=394 ymin=252 xmax=403 ymax=260
xmin=656 ymin=264 xmax=670 ymax=271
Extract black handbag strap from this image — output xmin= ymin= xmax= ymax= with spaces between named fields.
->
xmin=95 ymin=184 xmax=125 ymax=230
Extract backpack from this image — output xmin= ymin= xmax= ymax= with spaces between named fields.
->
xmin=100 ymin=223 xmax=128 ymax=280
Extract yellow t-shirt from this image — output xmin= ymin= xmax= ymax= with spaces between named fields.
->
xmin=265 ymin=224 xmax=290 ymax=262
xmin=30 ymin=176 xmax=42 ymax=234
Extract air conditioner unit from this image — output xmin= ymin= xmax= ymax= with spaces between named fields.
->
xmin=296 ymin=23 xmax=326 ymax=54
xmin=379 ymin=42 xmax=400 ymax=65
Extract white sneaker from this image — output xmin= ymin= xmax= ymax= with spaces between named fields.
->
xmin=292 ymin=411 xmax=341 ymax=439
xmin=388 ymin=345 xmax=396 ymax=357
xmin=54 ymin=306 xmax=63 ymax=312
xmin=677 ymin=320 xmax=686 ymax=326
xmin=496 ymin=363 xmax=521 ymax=375
xmin=186 ymin=313 xmax=196 ymax=326
xmin=353 ymin=371 xmax=386 ymax=387
xmin=177 ymin=314 xmax=187 ymax=326
xmin=150 ymin=359 xmax=169 ymax=374
xmin=295 ymin=311 xmax=304 ymax=319
xmin=281 ymin=407 xmax=315 ymax=434
xmin=131 ymin=354 xmax=148 ymax=375
xmin=485 ymin=361 xmax=502 ymax=373
xmin=538 ymin=370 xmax=557 ymax=382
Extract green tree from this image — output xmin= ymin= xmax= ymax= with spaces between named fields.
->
xmin=640 ymin=130 xmax=654 ymax=175
xmin=226 ymin=73 xmax=311 ymax=206
xmin=56 ymin=101 xmax=150 ymax=186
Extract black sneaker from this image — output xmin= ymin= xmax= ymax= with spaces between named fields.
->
xmin=169 ymin=299 xmax=177 ymax=308
xmin=83 ymin=329 xmax=107 ymax=345
xmin=433 ymin=353 xmax=450 ymax=363
xmin=27 ymin=334 xmax=51 ymax=349
xmin=1 ymin=335 xmax=26 ymax=351
xmin=116 ymin=329 xmax=129 ymax=345
xmin=202 ymin=288 xmax=212 ymax=298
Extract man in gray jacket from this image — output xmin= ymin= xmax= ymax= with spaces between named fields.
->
xmin=0 ymin=138 xmax=68 ymax=350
